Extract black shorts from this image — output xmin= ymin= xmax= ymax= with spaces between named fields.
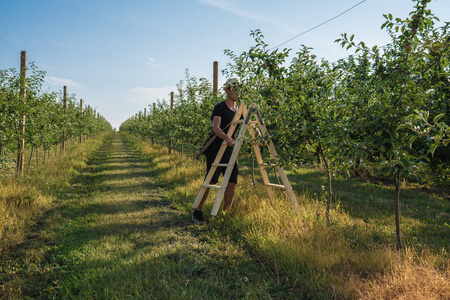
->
xmin=205 ymin=148 xmax=239 ymax=184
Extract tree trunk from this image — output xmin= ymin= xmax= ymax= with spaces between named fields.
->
xmin=27 ymin=146 xmax=34 ymax=169
xmin=319 ymin=145 xmax=332 ymax=223
xmin=394 ymin=167 xmax=403 ymax=250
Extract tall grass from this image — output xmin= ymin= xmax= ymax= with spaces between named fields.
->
xmin=0 ymin=133 xmax=110 ymax=256
xmin=126 ymin=133 xmax=450 ymax=299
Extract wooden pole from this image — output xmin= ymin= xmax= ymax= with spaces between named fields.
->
xmin=169 ymin=92 xmax=174 ymax=154
xmin=17 ymin=51 xmax=27 ymax=173
xmin=144 ymin=107 xmax=147 ymax=118
xmin=152 ymin=103 xmax=156 ymax=145
xmin=79 ymin=99 xmax=83 ymax=144
xmin=61 ymin=86 xmax=67 ymax=153
xmin=213 ymin=61 xmax=219 ymax=97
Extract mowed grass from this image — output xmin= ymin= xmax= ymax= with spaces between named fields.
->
xmin=1 ymin=133 xmax=290 ymax=299
xmin=2 ymin=132 xmax=449 ymax=299
xmin=127 ymin=134 xmax=450 ymax=299
xmin=0 ymin=134 xmax=108 ymax=257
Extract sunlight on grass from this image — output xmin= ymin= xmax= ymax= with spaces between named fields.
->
xmin=2 ymin=133 xmax=448 ymax=299
xmin=126 ymin=133 xmax=450 ymax=299
xmin=0 ymin=134 xmax=109 ymax=256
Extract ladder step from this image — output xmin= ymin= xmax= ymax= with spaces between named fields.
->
xmin=260 ymin=163 xmax=277 ymax=167
xmin=231 ymin=120 xmax=258 ymax=125
xmin=202 ymin=184 xmax=221 ymax=189
xmin=265 ymin=183 xmax=285 ymax=189
xmin=212 ymin=163 xmax=228 ymax=167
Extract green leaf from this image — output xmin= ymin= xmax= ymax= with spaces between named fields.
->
xmin=408 ymin=135 xmax=418 ymax=148
xmin=430 ymin=142 xmax=439 ymax=156
xmin=434 ymin=113 xmax=445 ymax=123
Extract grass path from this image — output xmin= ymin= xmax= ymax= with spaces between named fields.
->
xmin=2 ymin=133 xmax=288 ymax=299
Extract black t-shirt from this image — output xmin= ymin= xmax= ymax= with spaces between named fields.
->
xmin=208 ymin=101 xmax=239 ymax=153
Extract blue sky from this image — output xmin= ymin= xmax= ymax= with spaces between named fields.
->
xmin=1 ymin=0 xmax=449 ymax=129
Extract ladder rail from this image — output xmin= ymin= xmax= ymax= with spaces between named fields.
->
xmin=192 ymin=103 xmax=247 ymax=211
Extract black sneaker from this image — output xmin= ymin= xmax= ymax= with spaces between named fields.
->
xmin=192 ymin=210 xmax=205 ymax=225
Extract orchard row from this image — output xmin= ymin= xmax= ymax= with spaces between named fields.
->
xmin=0 ymin=54 xmax=112 ymax=172
xmin=120 ymin=1 xmax=449 ymax=249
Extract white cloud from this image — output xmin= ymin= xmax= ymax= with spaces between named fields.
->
xmin=129 ymin=86 xmax=176 ymax=104
xmin=45 ymin=76 xmax=81 ymax=88
xmin=145 ymin=57 xmax=159 ymax=66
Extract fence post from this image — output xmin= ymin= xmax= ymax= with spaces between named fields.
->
xmin=169 ymin=92 xmax=174 ymax=154
xmin=61 ymin=86 xmax=67 ymax=153
xmin=17 ymin=51 xmax=27 ymax=174
xmin=213 ymin=61 xmax=219 ymax=97
xmin=152 ymin=103 xmax=156 ymax=145
xmin=79 ymin=99 xmax=83 ymax=144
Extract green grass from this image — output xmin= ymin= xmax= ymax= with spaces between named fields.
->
xmin=126 ymin=133 xmax=449 ymax=299
xmin=0 ymin=134 xmax=108 ymax=257
xmin=1 ymin=133 xmax=291 ymax=299
xmin=1 ymin=132 xmax=449 ymax=299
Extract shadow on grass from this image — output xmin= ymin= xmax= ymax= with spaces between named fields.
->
xmin=234 ymin=158 xmax=450 ymax=252
xmin=8 ymin=132 xmax=292 ymax=299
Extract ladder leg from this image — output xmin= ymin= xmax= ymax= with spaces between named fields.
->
xmin=252 ymin=107 xmax=300 ymax=212
xmin=276 ymin=165 xmax=301 ymax=212
xmin=211 ymin=122 xmax=248 ymax=216
xmin=192 ymin=186 xmax=208 ymax=210
xmin=192 ymin=143 xmax=227 ymax=210
xmin=250 ymin=138 xmax=274 ymax=200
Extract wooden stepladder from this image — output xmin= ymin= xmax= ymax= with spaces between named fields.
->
xmin=192 ymin=102 xmax=300 ymax=216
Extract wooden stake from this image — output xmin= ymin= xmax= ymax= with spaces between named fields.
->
xmin=17 ymin=51 xmax=26 ymax=173
xmin=61 ymin=86 xmax=67 ymax=153
xmin=79 ymin=99 xmax=83 ymax=144
xmin=169 ymin=92 xmax=174 ymax=154
xmin=152 ymin=103 xmax=156 ymax=145
xmin=213 ymin=61 xmax=218 ymax=96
